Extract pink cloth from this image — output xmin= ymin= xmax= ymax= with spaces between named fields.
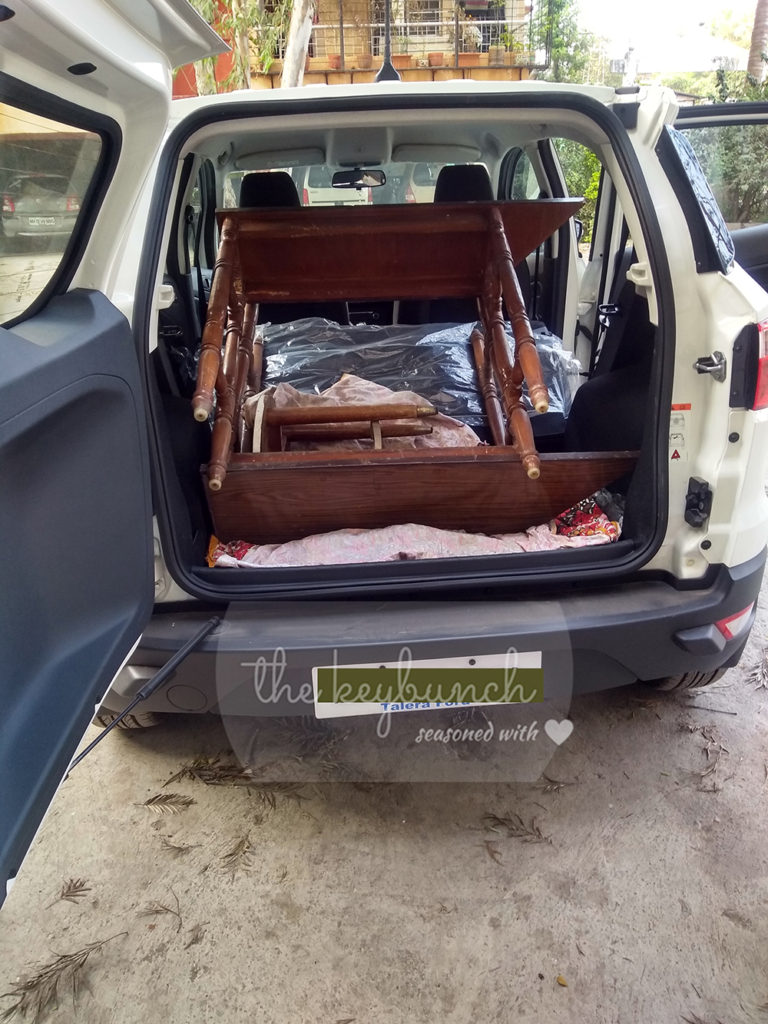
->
xmin=242 ymin=373 xmax=482 ymax=451
xmin=210 ymin=515 xmax=619 ymax=569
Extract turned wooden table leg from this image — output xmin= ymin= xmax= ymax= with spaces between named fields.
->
xmin=192 ymin=216 xmax=238 ymax=423
xmin=481 ymin=289 xmax=541 ymax=480
xmin=207 ymin=290 xmax=244 ymax=491
xmin=239 ymin=327 xmax=264 ymax=452
xmin=489 ymin=206 xmax=549 ymax=415
xmin=470 ymin=326 xmax=506 ymax=447
xmin=232 ymin=301 xmax=257 ymax=453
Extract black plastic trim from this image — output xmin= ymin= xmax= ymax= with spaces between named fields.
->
xmin=135 ymin=89 xmax=676 ymax=601
xmin=108 ymin=551 xmax=767 ymax=713
xmin=673 ymin=622 xmax=727 ymax=655
xmin=613 ymin=102 xmax=639 ymax=130
xmin=730 ymin=323 xmax=758 ymax=409
xmin=676 ymin=101 xmax=768 ymax=125
xmin=0 ymin=72 xmax=122 ymax=329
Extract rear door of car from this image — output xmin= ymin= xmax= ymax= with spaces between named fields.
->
xmin=0 ymin=0 xmax=225 ymax=904
xmin=675 ymin=102 xmax=768 ymax=290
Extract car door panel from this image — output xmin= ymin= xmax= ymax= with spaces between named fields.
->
xmin=0 ymin=290 xmax=154 ymax=898
xmin=0 ymin=0 xmax=227 ymax=905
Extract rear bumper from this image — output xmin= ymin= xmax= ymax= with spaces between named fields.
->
xmin=105 ymin=551 xmax=766 ymax=716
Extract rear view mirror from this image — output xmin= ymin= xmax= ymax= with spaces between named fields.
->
xmin=332 ymin=168 xmax=386 ymax=189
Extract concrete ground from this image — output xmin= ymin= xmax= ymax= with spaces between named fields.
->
xmin=3 ymin=604 xmax=768 ymax=1024
xmin=0 ymin=250 xmax=61 ymax=322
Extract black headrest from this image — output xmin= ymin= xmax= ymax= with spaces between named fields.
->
xmin=239 ymin=171 xmax=301 ymax=208
xmin=434 ymin=164 xmax=494 ymax=203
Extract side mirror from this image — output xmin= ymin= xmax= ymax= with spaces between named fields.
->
xmin=332 ymin=168 xmax=386 ymax=190
xmin=574 ymin=218 xmax=584 ymax=244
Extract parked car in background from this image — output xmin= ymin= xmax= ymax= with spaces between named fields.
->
xmin=1 ymin=172 xmax=80 ymax=245
xmin=292 ymin=164 xmax=370 ymax=206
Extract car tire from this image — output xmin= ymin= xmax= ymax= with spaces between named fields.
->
xmin=92 ymin=708 xmax=162 ymax=729
xmin=649 ymin=669 xmax=726 ymax=692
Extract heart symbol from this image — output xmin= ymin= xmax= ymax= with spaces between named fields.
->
xmin=544 ymin=719 xmax=574 ymax=746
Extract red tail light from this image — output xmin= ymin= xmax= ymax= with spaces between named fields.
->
xmin=405 ymin=184 xmax=416 ymax=203
xmin=1 ymin=193 xmax=14 ymax=214
xmin=715 ymin=603 xmax=754 ymax=640
xmin=302 ymin=188 xmax=309 ymax=206
xmin=66 ymin=195 xmax=80 ymax=212
xmin=753 ymin=319 xmax=768 ymax=410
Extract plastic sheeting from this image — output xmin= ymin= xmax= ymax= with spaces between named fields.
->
xmin=260 ymin=318 xmax=581 ymax=440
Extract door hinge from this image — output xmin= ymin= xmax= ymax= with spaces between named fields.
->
xmin=685 ymin=477 xmax=713 ymax=528
xmin=693 ymin=351 xmax=727 ymax=382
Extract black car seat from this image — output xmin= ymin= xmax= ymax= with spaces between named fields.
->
xmin=397 ymin=163 xmax=532 ymax=322
xmin=564 ymin=249 xmax=655 ymax=452
xmin=238 ymin=171 xmax=349 ymax=325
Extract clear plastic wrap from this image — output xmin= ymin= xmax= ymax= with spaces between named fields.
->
xmin=262 ymin=318 xmax=486 ymax=433
xmin=528 ymin=321 xmax=582 ymax=417
xmin=260 ymin=318 xmax=581 ymax=436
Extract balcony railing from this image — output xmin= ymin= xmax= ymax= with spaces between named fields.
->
xmin=269 ymin=1 xmax=551 ymax=73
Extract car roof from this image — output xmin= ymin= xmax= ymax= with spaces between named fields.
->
xmin=170 ymin=81 xmax=676 ymax=184
xmin=171 ymin=79 xmax=619 ymax=121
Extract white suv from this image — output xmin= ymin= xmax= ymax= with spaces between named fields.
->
xmin=2 ymin=2 xmax=768 ymax=899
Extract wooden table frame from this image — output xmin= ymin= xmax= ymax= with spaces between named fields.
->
xmin=191 ymin=200 xmax=637 ymax=545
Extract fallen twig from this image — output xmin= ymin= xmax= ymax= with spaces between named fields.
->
xmin=1 ymin=932 xmax=126 ymax=1022
xmin=47 ymin=879 xmax=90 ymax=907
xmin=220 ymin=835 xmax=253 ymax=879
xmin=482 ymin=812 xmax=551 ymax=844
xmin=138 ymin=890 xmax=183 ymax=933
xmin=139 ymin=793 xmax=195 ymax=815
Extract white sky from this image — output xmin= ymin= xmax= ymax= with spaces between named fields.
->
xmin=577 ymin=0 xmax=756 ymax=53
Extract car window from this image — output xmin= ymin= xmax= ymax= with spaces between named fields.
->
xmin=509 ymin=150 xmax=540 ymax=200
xmin=552 ymin=138 xmax=601 ymax=246
xmin=0 ymin=101 xmax=101 ymax=323
xmin=307 ymin=165 xmax=334 ymax=188
xmin=679 ymin=121 xmax=768 ymax=231
xmin=659 ymin=126 xmax=735 ymax=275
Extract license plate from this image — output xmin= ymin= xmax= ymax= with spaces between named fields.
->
xmin=313 ymin=651 xmax=543 ymax=719
xmin=27 ymin=216 xmax=57 ymax=227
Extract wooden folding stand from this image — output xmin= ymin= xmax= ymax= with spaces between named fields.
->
xmin=192 ymin=201 xmax=638 ymax=545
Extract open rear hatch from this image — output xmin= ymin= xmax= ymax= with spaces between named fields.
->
xmin=145 ymin=87 xmax=674 ymax=599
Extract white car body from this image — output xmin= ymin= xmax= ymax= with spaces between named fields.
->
xmin=2 ymin=0 xmax=768 ymax=901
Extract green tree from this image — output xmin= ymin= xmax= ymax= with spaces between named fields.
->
xmin=189 ymin=0 xmax=292 ymax=93
xmin=553 ymin=138 xmax=601 ymax=241
xmin=748 ymin=0 xmax=768 ymax=81
xmin=537 ymin=0 xmax=599 ymax=83
xmin=681 ymin=60 xmax=768 ymax=229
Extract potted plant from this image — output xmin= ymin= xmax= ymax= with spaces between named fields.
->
xmin=392 ymin=25 xmax=412 ymax=68
xmin=428 ymin=51 xmax=445 ymax=67
xmin=499 ymin=27 xmax=519 ymax=65
xmin=488 ymin=42 xmax=505 ymax=65
xmin=457 ymin=16 xmax=481 ymax=65
xmin=487 ymin=3 xmax=507 ymax=65
xmin=350 ymin=11 xmax=374 ymax=71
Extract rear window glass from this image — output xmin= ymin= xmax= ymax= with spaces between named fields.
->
xmin=0 ymin=102 xmax=101 ymax=323
xmin=660 ymin=127 xmax=735 ymax=275
xmin=679 ymin=121 xmax=768 ymax=231
xmin=307 ymin=165 xmax=334 ymax=188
